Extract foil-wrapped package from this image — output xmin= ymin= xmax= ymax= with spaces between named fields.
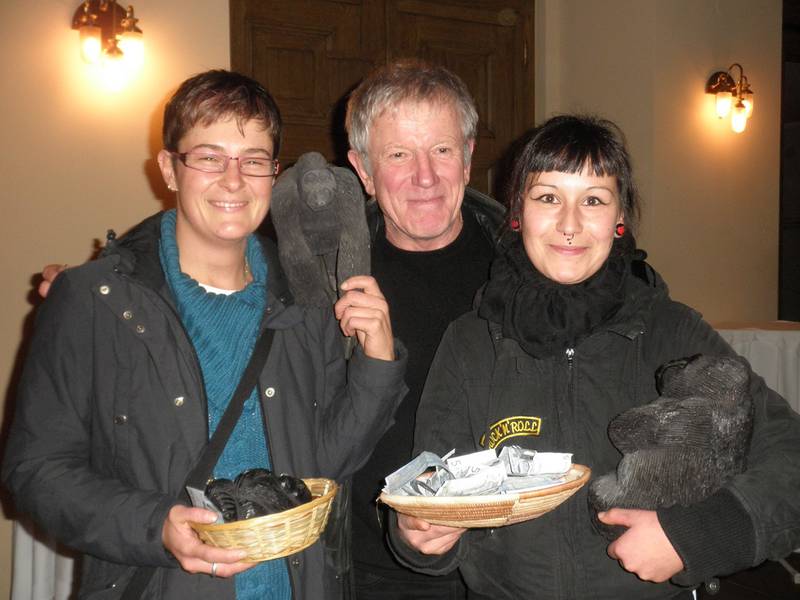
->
xmin=383 ymin=451 xmax=452 ymax=496
xmin=437 ymin=461 xmax=506 ymax=496
xmin=444 ymin=449 xmax=497 ymax=475
xmin=498 ymin=446 xmax=573 ymax=476
xmin=383 ymin=446 xmax=573 ymax=497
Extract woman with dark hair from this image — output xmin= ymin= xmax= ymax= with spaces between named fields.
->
xmin=389 ymin=115 xmax=800 ymax=598
xmin=2 ymin=70 xmax=407 ymax=600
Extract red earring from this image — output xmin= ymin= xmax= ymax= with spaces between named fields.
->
xmin=510 ymin=217 xmax=521 ymax=231
xmin=615 ymin=223 xmax=626 ymax=237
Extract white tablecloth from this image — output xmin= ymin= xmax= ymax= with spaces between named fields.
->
xmin=10 ymin=323 xmax=800 ymax=599
xmin=10 ymin=517 xmax=77 ymax=600
xmin=716 ymin=322 xmax=800 ymax=558
xmin=715 ymin=322 xmax=800 ymax=414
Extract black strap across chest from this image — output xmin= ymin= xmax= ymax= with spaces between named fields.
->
xmin=121 ymin=326 xmax=276 ymax=599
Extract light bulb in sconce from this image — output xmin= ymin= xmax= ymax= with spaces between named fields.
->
xmin=99 ymin=37 xmax=127 ymax=92
xmin=118 ymin=5 xmax=144 ymax=70
xmin=731 ymin=99 xmax=748 ymax=133
xmin=118 ymin=30 xmax=144 ymax=70
xmin=715 ymin=91 xmax=733 ymax=119
xmin=77 ymin=2 xmax=102 ymax=63
xmin=79 ymin=25 xmax=102 ymax=63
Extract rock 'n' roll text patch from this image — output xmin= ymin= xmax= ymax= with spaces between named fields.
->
xmin=481 ymin=416 xmax=542 ymax=449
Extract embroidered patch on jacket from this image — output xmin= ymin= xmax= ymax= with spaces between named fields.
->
xmin=481 ymin=416 xmax=542 ymax=449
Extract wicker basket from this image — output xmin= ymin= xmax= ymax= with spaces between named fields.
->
xmin=191 ymin=478 xmax=338 ymax=562
xmin=379 ymin=464 xmax=590 ymax=528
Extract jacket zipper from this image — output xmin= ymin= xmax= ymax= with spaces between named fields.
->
xmin=563 ymin=346 xmax=578 ymax=600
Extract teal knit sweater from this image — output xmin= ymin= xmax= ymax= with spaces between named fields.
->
xmin=160 ymin=210 xmax=291 ymax=600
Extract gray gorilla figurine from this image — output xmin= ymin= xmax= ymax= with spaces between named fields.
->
xmin=270 ymin=152 xmax=371 ymax=356
xmin=588 ymin=354 xmax=754 ymax=540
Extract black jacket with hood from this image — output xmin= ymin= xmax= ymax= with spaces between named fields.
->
xmin=389 ymin=254 xmax=800 ymax=599
xmin=3 ymin=212 xmax=408 ymax=600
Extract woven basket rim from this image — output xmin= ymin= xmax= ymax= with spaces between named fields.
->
xmin=379 ymin=464 xmax=590 ymax=510
xmin=191 ymin=477 xmax=338 ymax=533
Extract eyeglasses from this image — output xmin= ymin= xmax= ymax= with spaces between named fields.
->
xmin=172 ymin=151 xmax=280 ymax=177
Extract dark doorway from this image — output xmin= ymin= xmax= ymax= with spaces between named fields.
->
xmin=780 ymin=0 xmax=800 ymax=319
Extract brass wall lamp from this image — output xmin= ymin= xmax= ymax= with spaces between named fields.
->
xmin=705 ymin=63 xmax=754 ymax=133
xmin=72 ymin=1 xmax=143 ymax=68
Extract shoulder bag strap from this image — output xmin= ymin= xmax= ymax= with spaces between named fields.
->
xmin=121 ymin=326 xmax=277 ymax=599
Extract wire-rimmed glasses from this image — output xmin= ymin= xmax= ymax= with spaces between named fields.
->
xmin=172 ymin=151 xmax=280 ymax=177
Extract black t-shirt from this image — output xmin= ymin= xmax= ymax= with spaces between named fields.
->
xmin=351 ymin=207 xmax=494 ymax=580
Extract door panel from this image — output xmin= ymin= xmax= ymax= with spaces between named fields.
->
xmin=230 ymin=0 xmax=534 ymax=197
xmin=231 ymin=0 xmax=380 ymax=161
xmin=388 ymin=0 xmax=529 ymax=193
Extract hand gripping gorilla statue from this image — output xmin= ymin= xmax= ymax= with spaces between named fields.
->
xmin=588 ymin=354 xmax=754 ymax=540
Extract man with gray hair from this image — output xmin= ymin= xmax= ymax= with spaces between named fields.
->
xmin=345 ymin=60 xmax=504 ymax=599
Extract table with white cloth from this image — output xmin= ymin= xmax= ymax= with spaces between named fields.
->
xmin=8 ymin=322 xmax=800 ymax=599
xmin=9 ymin=516 xmax=78 ymax=600
xmin=713 ymin=321 xmax=800 ymax=414
xmin=713 ymin=321 xmax=800 ymax=569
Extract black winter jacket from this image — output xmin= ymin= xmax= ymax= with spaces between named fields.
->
xmin=389 ymin=261 xmax=800 ymax=599
xmin=2 ymin=212 xmax=408 ymax=600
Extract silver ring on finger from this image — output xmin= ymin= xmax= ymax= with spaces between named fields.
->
xmin=211 ymin=562 xmax=218 ymax=577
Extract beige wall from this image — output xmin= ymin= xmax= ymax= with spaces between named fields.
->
xmin=0 ymin=0 xmax=783 ymax=597
xmin=536 ymin=0 xmax=782 ymax=322
xmin=0 ymin=1 xmax=230 ymax=596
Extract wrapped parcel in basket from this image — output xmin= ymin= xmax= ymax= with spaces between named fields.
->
xmin=379 ymin=447 xmax=590 ymax=528
xmin=188 ymin=468 xmax=338 ymax=562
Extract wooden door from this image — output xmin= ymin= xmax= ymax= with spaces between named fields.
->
xmin=230 ymin=0 xmax=535 ymax=197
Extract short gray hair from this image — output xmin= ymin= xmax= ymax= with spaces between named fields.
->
xmin=345 ymin=59 xmax=478 ymax=168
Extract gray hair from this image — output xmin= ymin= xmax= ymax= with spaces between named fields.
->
xmin=345 ymin=59 xmax=478 ymax=170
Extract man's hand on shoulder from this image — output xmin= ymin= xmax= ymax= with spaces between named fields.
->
xmin=39 ymin=264 xmax=68 ymax=298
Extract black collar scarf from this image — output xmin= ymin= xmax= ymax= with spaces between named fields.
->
xmin=478 ymin=233 xmax=637 ymax=359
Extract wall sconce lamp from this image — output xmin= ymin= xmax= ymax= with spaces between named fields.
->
xmin=72 ymin=1 xmax=143 ymax=68
xmin=705 ymin=63 xmax=754 ymax=133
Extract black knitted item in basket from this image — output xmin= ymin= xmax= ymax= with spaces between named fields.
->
xmin=206 ymin=469 xmax=313 ymax=523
